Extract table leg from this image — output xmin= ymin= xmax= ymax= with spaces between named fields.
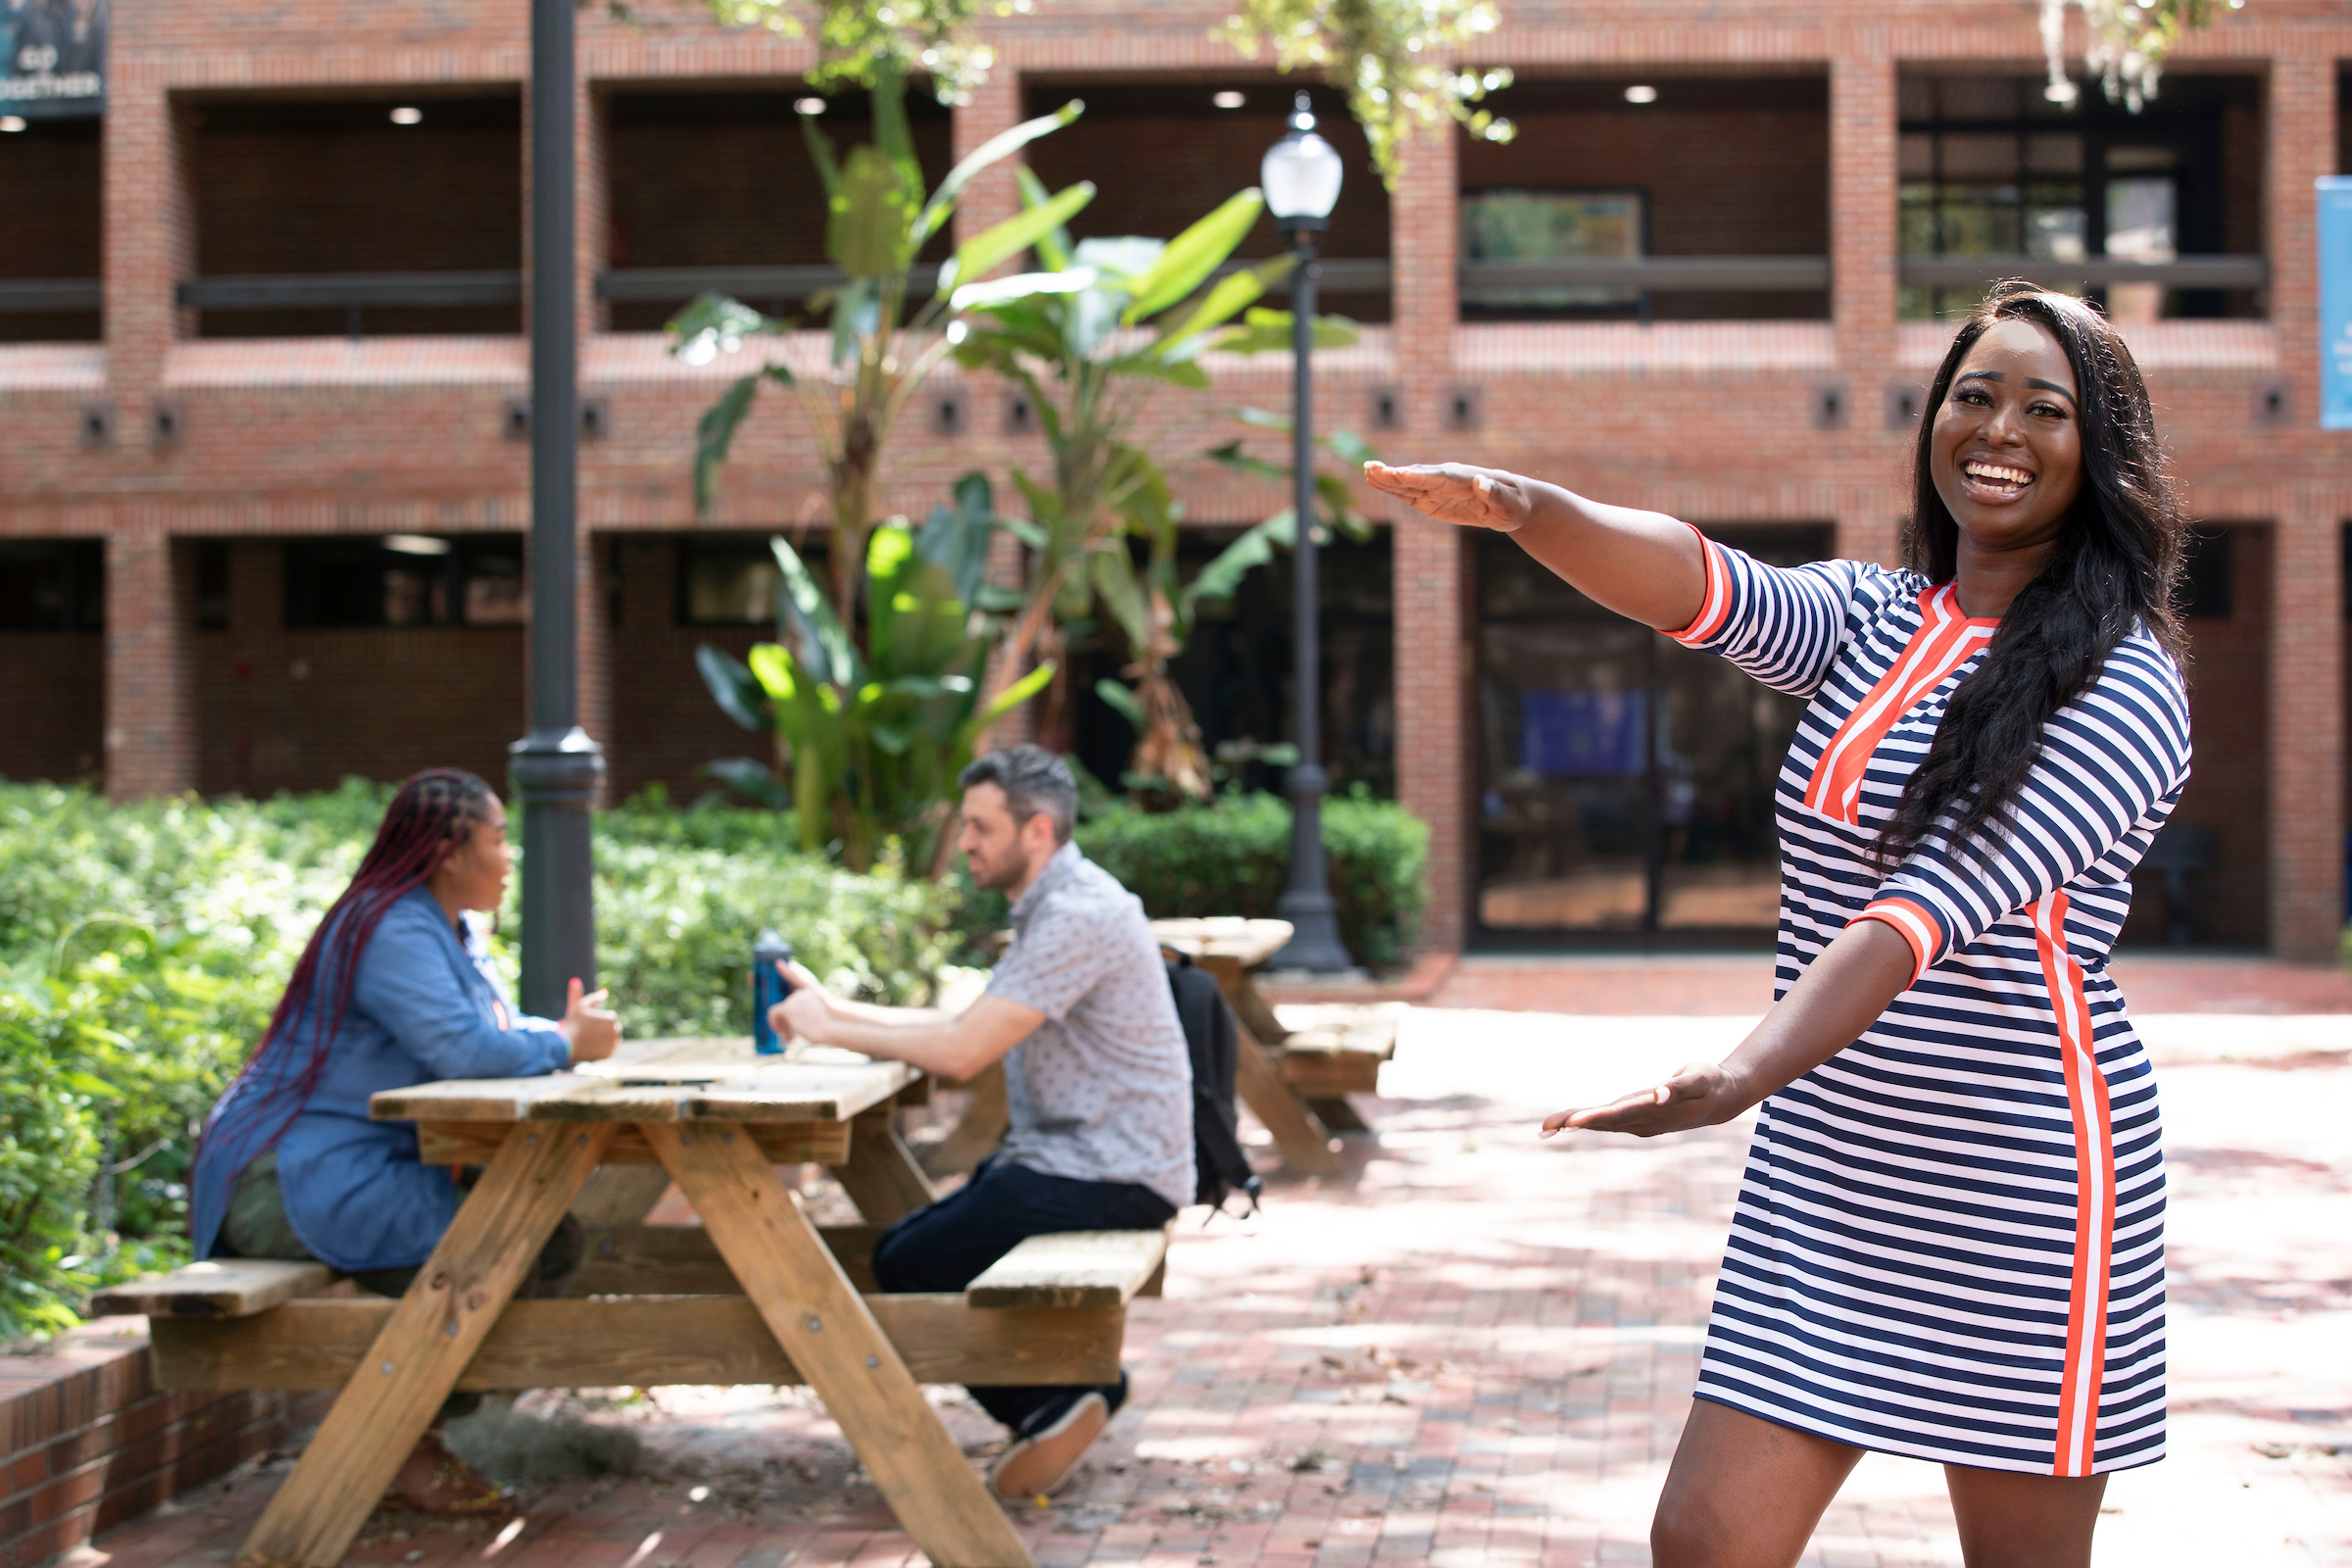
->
xmin=234 ymin=1122 xmax=613 ymax=1568
xmin=1233 ymin=1028 xmax=1345 ymax=1177
xmin=646 ymin=1121 xmax=1033 ymax=1568
xmin=918 ymin=1058 xmax=1008 ymax=1179
xmin=1309 ymin=1096 xmax=1372 ymax=1133
xmin=830 ymin=1104 xmax=938 ymax=1224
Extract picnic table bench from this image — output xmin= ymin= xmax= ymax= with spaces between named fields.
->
xmin=1148 ymin=919 xmax=1396 ymax=1176
xmin=93 ymin=1037 xmax=1170 ymax=1568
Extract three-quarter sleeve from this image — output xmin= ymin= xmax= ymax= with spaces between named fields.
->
xmin=1668 ymin=528 xmax=1871 ymax=699
xmin=349 ymin=905 xmax=571 ymax=1080
xmin=1853 ymin=638 xmax=2192 ymax=982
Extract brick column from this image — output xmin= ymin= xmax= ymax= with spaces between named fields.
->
xmin=951 ymin=69 xmax=1025 ymax=249
xmin=1832 ymin=43 xmax=1901 ymax=569
xmin=1391 ymin=123 xmax=1466 ymax=953
xmin=2267 ymin=56 xmax=2341 ymax=960
xmin=960 ymin=67 xmax=1035 ymax=756
xmin=103 ymin=65 xmax=196 ymax=400
xmin=105 ymin=528 xmax=198 ymax=801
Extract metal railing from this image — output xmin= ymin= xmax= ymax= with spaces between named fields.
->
xmin=0 ymin=279 xmax=102 ymax=313
xmin=1898 ymin=254 xmax=2268 ymax=291
xmin=175 ymin=271 xmax=524 ymax=336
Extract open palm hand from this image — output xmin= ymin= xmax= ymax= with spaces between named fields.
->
xmin=1364 ymin=461 xmax=1537 ymax=532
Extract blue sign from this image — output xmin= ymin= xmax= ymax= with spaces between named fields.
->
xmin=2322 ymin=177 xmax=2352 ymax=431
xmin=0 ymin=0 xmax=107 ymax=120
xmin=1521 ymin=689 xmax=1647 ymax=778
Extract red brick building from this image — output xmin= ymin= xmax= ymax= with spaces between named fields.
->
xmin=2 ymin=0 xmax=2347 ymax=959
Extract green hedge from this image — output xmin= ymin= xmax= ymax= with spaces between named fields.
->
xmin=0 ymin=780 xmax=951 ymax=1344
xmin=1071 ymin=790 xmax=1429 ymax=971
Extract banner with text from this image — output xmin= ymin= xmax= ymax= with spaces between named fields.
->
xmin=2324 ymin=178 xmax=2352 ymax=432
xmin=0 ymin=0 xmax=107 ymax=119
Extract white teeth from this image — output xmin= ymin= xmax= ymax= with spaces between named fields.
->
xmin=1964 ymin=460 xmax=2032 ymax=485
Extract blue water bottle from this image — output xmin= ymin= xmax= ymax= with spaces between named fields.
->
xmin=751 ymin=930 xmax=795 ymax=1054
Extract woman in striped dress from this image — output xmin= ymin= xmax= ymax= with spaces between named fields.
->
xmin=1368 ymin=284 xmax=2190 ymax=1567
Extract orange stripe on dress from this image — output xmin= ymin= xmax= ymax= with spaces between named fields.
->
xmin=1668 ymin=532 xmax=1734 ymax=647
xmin=2036 ymin=889 xmax=2114 ymax=1478
xmin=1803 ymin=585 xmax=1995 ymax=824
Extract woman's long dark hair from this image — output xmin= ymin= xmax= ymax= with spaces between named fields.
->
xmin=201 ymin=768 xmax=498 ymax=1155
xmin=1878 ymin=283 xmax=2189 ymax=869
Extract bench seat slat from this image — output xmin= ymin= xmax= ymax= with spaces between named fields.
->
xmin=147 ymin=1294 xmax=1125 ymax=1391
xmin=88 ymin=1260 xmax=334 ymax=1319
xmin=965 ymin=1228 xmax=1170 ymax=1310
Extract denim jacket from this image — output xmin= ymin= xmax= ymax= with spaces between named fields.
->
xmin=188 ymin=887 xmax=569 ymax=1271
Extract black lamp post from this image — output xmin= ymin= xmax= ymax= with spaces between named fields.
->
xmin=510 ymin=0 xmax=606 ymax=1017
xmin=1261 ymin=93 xmax=1354 ymax=975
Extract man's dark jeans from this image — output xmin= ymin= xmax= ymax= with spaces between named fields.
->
xmin=869 ymin=1155 xmax=1176 ymax=1438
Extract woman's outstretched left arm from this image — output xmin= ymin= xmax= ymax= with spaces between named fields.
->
xmin=1543 ymin=919 xmax=1916 ymax=1138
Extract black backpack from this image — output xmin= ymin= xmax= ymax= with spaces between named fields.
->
xmin=1165 ymin=956 xmax=1262 ymax=1218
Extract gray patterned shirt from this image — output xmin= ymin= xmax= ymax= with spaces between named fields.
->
xmin=985 ymin=842 xmax=1196 ymax=1211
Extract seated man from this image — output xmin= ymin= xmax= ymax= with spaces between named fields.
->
xmin=769 ymin=745 xmax=1194 ymax=1500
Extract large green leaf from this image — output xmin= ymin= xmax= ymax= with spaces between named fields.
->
xmin=768 ymin=535 xmax=861 ymax=691
xmin=916 ymin=471 xmax=1000 ymax=608
xmin=1213 ymin=307 xmax=1361 ymax=356
xmin=940 ymin=183 xmax=1096 ymax=297
xmin=867 ymin=55 xmax=924 ymax=214
xmin=689 ymin=368 xmax=790 ymax=515
xmin=1185 ymin=510 xmax=1295 ymax=610
xmin=910 ymin=98 xmax=1086 ymax=249
xmin=695 ymin=644 xmax=770 ymax=732
xmin=828 ymin=145 xmax=915 ymax=279
xmin=949 ymin=267 xmax=1099 ymax=313
xmin=1089 ymin=546 xmax=1151 ymax=649
xmin=1093 ymin=678 xmax=1146 ymax=728
xmin=1120 ymin=188 xmax=1266 ymax=325
xmin=963 ymin=660 xmax=1057 ymax=743
xmin=1155 ymin=255 xmax=1296 ymax=359
xmin=798 ymin=108 xmax=843 ymax=199
xmin=667 ymin=292 xmax=786 ymax=368
xmin=1203 ymin=437 xmax=1285 ymax=484
xmin=1014 ymin=166 xmax=1075 ymax=272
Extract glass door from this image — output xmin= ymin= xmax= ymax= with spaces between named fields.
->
xmin=1473 ymin=524 xmax=1830 ymax=942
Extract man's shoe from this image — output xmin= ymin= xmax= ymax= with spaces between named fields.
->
xmin=989 ymin=1391 xmax=1109 ymax=1501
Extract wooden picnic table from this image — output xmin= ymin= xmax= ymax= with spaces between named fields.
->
xmin=100 ymin=1037 xmax=1169 ymax=1568
xmin=1148 ymin=918 xmax=1352 ymax=1178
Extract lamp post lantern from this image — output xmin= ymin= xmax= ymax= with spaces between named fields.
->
xmin=1261 ymin=93 xmax=1354 ymax=975
xmin=510 ymin=0 xmax=606 ymax=1017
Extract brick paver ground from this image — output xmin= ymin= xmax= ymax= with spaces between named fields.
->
xmin=63 ymin=977 xmax=2352 ymax=1568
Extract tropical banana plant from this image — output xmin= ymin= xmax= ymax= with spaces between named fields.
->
xmin=668 ymin=56 xmax=1094 ymax=631
xmin=697 ymin=473 xmax=1054 ymax=874
xmin=948 ymin=172 xmax=1360 ymax=777
xmin=1087 ymin=409 xmax=1380 ymax=802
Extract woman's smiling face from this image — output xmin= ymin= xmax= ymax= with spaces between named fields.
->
xmin=1929 ymin=316 xmax=2085 ymax=560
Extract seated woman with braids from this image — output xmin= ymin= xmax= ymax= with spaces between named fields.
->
xmin=187 ymin=768 xmax=620 ymax=1511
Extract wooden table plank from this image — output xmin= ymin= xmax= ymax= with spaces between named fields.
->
xmin=89 ymin=1260 xmax=333 ymax=1320
xmin=234 ymin=1122 xmax=612 ymax=1568
xmin=648 ymin=1121 xmax=1033 ymax=1568
xmin=417 ymin=1119 xmax=849 ymax=1167
xmin=152 ymin=1293 xmax=1125 ymax=1392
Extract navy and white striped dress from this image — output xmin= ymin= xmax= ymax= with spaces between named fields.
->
xmin=1671 ymin=534 xmax=2188 ymax=1477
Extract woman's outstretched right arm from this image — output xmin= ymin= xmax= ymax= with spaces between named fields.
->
xmin=1365 ymin=461 xmax=1707 ymax=632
